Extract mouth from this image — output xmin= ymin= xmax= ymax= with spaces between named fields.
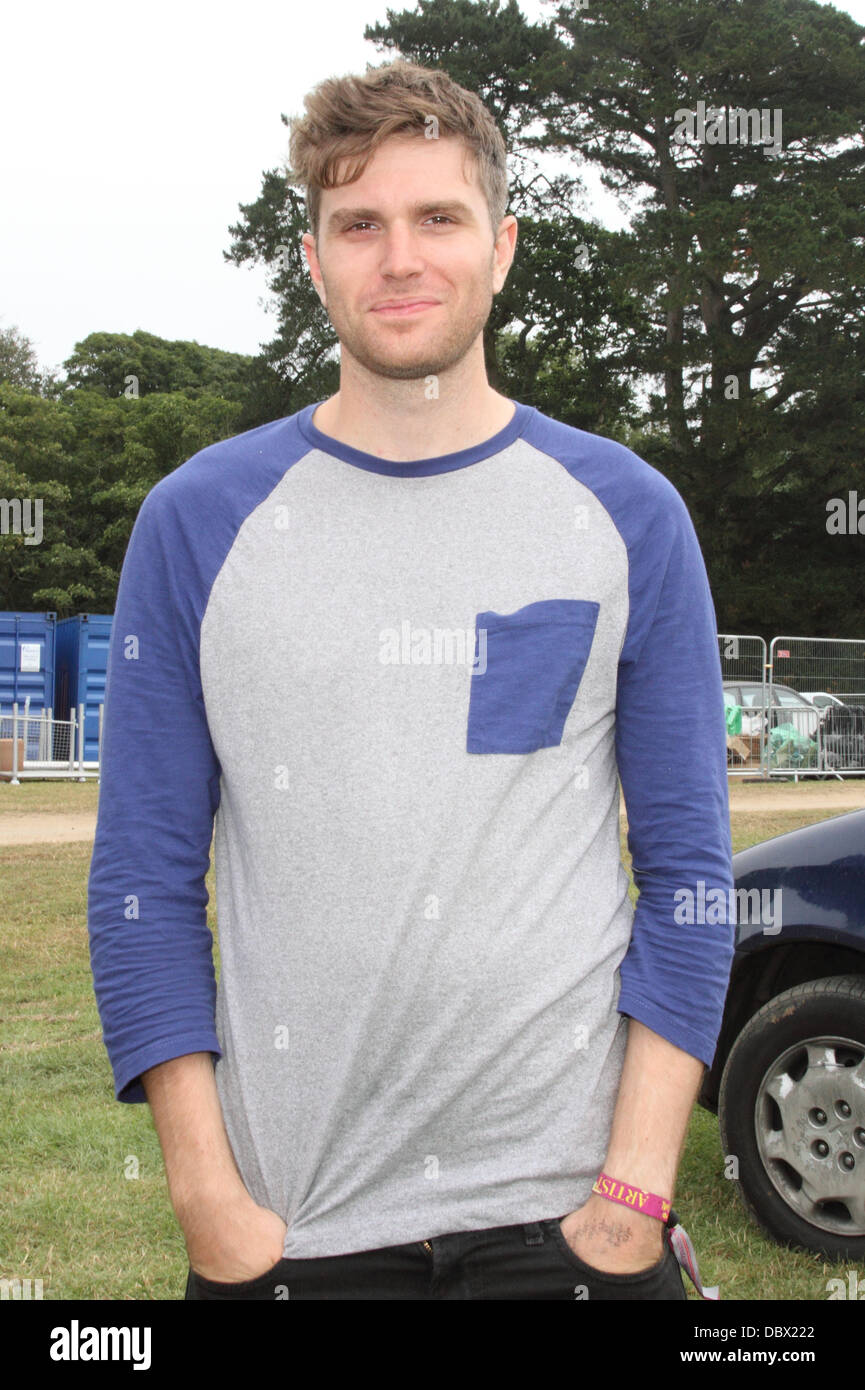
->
xmin=371 ymin=300 xmax=441 ymax=317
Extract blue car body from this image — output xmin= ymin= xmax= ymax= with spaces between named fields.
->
xmin=699 ymin=807 xmax=865 ymax=1109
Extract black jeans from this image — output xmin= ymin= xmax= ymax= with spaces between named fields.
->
xmin=184 ymin=1214 xmax=687 ymax=1300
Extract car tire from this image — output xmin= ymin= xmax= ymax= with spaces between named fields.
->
xmin=718 ymin=975 xmax=865 ymax=1259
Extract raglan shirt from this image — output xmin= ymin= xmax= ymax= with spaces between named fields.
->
xmin=87 ymin=399 xmax=735 ymax=1259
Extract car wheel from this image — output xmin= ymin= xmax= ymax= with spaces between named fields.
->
xmin=718 ymin=975 xmax=865 ymax=1259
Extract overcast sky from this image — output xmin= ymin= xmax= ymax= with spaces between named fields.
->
xmin=2 ymin=0 xmax=862 ymax=377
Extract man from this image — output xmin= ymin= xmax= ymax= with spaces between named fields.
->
xmin=88 ymin=59 xmax=734 ymax=1301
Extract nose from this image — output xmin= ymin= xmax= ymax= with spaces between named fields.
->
xmin=377 ymin=221 xmax=426 ymax=280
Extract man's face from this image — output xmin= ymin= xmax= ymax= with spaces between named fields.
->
xmin=302 ymin=134 xmax=516 ymax=382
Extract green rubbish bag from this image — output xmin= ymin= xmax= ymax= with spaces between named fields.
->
xmin=725 ymin=703 xmax=743 ymax=736
xmin=769 ymin=721 xmax=817 ymax=768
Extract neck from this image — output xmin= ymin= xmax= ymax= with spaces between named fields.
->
xmin=312 ymin=377 xmax=515 ymax=462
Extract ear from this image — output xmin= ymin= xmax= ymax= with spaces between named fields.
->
xmin=301 ymin=232 xmax=327 ymax=307
xmin=492 ymin=215 xmax=518 ymax=295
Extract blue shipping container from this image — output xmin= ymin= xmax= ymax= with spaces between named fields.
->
xmin=0 ymin=611 xmax=57 ymax=758
xmin=0 ymin=610 xmax=57 ymax=710
xmin=55 ymin=614 xmax=113 ymax=763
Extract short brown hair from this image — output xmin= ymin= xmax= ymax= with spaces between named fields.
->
xmin=287 ymin=59 xmax=509 ymax=243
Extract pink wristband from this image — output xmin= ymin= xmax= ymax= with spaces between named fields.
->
xmin=592 ymin=1172 xmax=671 ymax=1223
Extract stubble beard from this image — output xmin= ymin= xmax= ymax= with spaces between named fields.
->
xmin=320 ymin=271 xmax=495 ymax=382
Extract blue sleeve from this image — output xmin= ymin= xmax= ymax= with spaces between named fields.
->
xmin=614 ymin=483 xmax=735 ymax=1067
xmin=87 ymin=479 xmax=223 ymax=1103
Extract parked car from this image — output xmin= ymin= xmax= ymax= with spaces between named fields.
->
xmin=801 ymin=692 xmax=846 ymax=724
xmin=723 ymin=682 xmax=820 ymax=752
xmin=699 ymin=808 xmax=865 ymax=1259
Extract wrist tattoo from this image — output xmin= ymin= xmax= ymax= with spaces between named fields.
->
xmin=578 ymin=1217 xmax=636 ymax=1248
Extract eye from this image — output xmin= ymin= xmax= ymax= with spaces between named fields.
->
xmin=344 ymin=216 xmax=455 ymax=233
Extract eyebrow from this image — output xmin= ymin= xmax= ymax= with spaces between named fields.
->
xmin=325 ymin=200 xmax=476 ymax=234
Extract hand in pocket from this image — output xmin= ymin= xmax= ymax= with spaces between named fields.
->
xmin=558 ymin=1196 xmax=665 ymax=1275
xmin=183 ymin=1189 xmax=287 ymax=1284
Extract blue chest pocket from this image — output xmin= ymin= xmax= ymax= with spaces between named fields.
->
xmin=466 ymin=598 xmax=600 ymax=754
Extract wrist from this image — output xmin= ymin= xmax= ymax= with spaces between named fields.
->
xmin=584 ymin=1189 xmax=661 ymax=1236
xmin=593 ymin=1166 xmax=673 ymax=1223
xmin=598 ymin=1151 xmax=676 ymax=1198
xmin=172 ymin=1172 xmax=251 ymax=1228
xmin=562 ymin=1193 xmax=665 ymax=1264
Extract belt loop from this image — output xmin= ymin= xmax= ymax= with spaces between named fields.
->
xmin=523 ymin=1221 xmax=544 ymax=1246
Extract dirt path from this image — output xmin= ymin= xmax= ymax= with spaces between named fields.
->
xmin=2 ymin=777 xmax=864 ymax=847
xmin=726 ymin=779 xmax=865 ymax=812
xmin=0 ymin=812 xmax=100 ymax=845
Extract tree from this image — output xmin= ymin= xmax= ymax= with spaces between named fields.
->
xmin=360 ymin=0 xmax=865 ymax=634
xmin=62 ymin=329 xmax=254 ymax=403
xmin=0 ymin=324 xmax=43 ymax=392
xmin=0 ymin=372 xmax=245 ymax=614
xmin=224 ymin=15 xmax=639 ymax=438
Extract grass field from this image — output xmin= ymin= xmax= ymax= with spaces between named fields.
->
xmin=0 ymin=781 xmax=857 ymax=1301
